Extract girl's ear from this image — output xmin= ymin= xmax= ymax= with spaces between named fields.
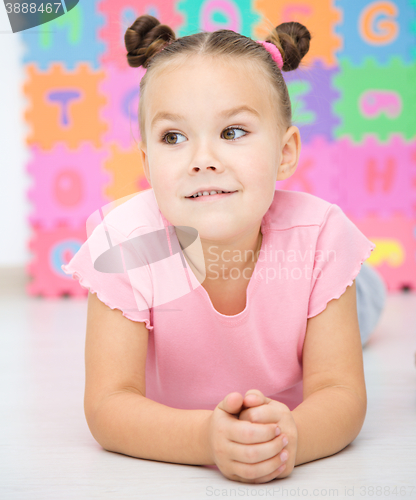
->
xmin=276 ymin=126 xmax=301 ymax=181
xmin=138 ymin=142 xmax=152 ymax=187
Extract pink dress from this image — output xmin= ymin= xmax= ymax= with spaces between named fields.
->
xmin=61 ymin=188 xmax=375 ymax=411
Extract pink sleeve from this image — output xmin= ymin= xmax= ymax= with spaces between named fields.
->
xmin=61 ymin=221 xmax=153 ymax=330
xmin=307 ymin=204 xmax=376 ymax=319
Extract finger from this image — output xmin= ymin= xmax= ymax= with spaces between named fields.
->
xmin=227 ymin=439 xmax=289 ymax=484
xmin=241 ymin=400 xmax=286 ymax=426
xmin=239 ymin=406 xmax=278 ymax=427
xmin=243 ymin=389 xmax=272 ymax=408
xmin=239 ymin=399 xmax=275 ymax=424
xmin=234 ymin=462 xmax=287 ymax=484
xmin=228 ymin=432 xmax=288 ymax=464
xmin=217 ymin=392 xmax=244 ymax=415
xmin=251 ymin=463 xmax=287 ymax=484
xmin=229 ymin=419 xmax=278 ymax=445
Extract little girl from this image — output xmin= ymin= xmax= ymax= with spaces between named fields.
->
xmin=62 ymin=15 xmax=386 ymax=484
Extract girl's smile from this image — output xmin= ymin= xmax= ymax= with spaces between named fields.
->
xmin=185 ymin=191 xmax=238 ymax=202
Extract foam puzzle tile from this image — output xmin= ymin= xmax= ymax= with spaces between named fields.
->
xmin=284 ymin=60 xmax=341 ymax=144
xmin=20 ymin=0 xmax=106 ymax=70
xmin=98 ymin=0 xmax=183 ymax=69
xmin=99 ymin=63 xmax=145 ymax=149
xmin=333 ymin=57 xmax=416 ymax=143
xmin=333 ymin=134 xmax=416 ymax=219
xmin=27 ymin=143 xmax=111 ymax=230
xmin=334 ymin=0 xmax=416 ymax=65
xmin=24 ymin=62 xmax=108 ymax=150
xmin=26 ymin=223 xmax=89 ymax=297
xmin=102 ymin=143 xmax=150 ymax=201
xmin=176 ymin=0 xmax=260 ymax=38
xmin=253 ymin=0 xmax=342 ymax=68
xmin=411 ymin=0 xmax=416 ymax=60
xmin=276 ymin=135 xmax=340 ymax=205
xmin=354 ymin=213 xmax=416 ymax=292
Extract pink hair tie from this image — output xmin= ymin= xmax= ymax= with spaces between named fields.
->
xmin=256 ymin=40 xmax=284 ymax=70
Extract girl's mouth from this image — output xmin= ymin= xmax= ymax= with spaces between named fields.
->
xmin=185 ymin=191 xmax=237 ymax=201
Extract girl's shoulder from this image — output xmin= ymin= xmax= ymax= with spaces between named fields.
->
xmin=265 ymin=189 xmax=333 ymax=231
xmin=100 ymin=188 xmax=164 ymax=237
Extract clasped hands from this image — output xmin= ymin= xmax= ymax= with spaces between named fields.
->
xmin=207 ymin=389 xmax=298 ymax=483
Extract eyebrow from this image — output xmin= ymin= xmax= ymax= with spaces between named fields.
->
xmin=150 ymin=105 xmax=260 ymax=129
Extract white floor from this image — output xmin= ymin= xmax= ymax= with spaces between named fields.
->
xmin=1 ymin=267 xmax=416 ymax=499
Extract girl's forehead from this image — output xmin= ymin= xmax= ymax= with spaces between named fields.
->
xmin=146 ymin=58 xmax=271 ymax=111
xmin=153 ymin=54 xmax=259 ymax=80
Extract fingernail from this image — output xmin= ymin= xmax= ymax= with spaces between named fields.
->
xmin=275 ymin=426 xmax=281 ymax=436
xmin=280 ymin=451 xmax=288 ymax=462
xmin=277 ymin=463 xmax=286 ymax=473
xmin=283 ymin=437 xmax=288 ymax=446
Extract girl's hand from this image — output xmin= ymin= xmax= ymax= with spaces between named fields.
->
xmin=207 ymin=391 xmax=290 ymax=483
xmin=238 ymin=389 xmax=298 ymax=479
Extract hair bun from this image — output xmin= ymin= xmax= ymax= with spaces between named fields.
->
xmin=273 ymin=21 xmax=311 ymax=71
xmin=124 ymin=14 xmax=176 ymax=69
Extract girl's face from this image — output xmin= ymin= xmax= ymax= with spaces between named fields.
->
xmin=140 ymin=56 xmax=294 ymax=244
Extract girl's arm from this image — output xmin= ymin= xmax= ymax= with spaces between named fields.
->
xmin=292 ymin=280 xmax=367 ymax=466
xmin=84 ymin=292 xmax=214 ymax=465
xmin=90 ymin=391 xmax=214 ymax=465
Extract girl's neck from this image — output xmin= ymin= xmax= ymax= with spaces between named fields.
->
xmin=202 ymin=227 xmax=263 ymax=283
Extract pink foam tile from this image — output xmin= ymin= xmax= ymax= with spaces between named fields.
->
xmin=333 ymin=134 xmax=416 ymax=219
xmin=276 ymin=135 xmax=341 ymax=204
xmin=27 ymin=142 xmax=111 ymax=230
xmin=99 ymin=63 xmax=144 ymax=149
xmin=27 ymin=223 xmax=89 ymax=298
xmin=98 ymin=0 xmax=183 ymax=69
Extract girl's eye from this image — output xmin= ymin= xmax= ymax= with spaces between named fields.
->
xmin=161 ymin=131 xmax=186 ymax=145
xmin=160 ymin=126 xmax=248 ymax=145
xmin=222 ymin=126 xmax=247 ymax=141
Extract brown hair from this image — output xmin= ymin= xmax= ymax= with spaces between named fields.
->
xmin=124 ymin=15 xmax=312 ymax=146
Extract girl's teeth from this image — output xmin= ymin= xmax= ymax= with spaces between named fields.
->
xmin=190 ymin=190 xmax=231 ymax=197
xmin=199 ymin=190 xmax=224 ymax=197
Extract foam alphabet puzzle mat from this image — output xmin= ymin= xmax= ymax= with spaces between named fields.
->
xmin=22 ymin=0 xmax=416 ymax=294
